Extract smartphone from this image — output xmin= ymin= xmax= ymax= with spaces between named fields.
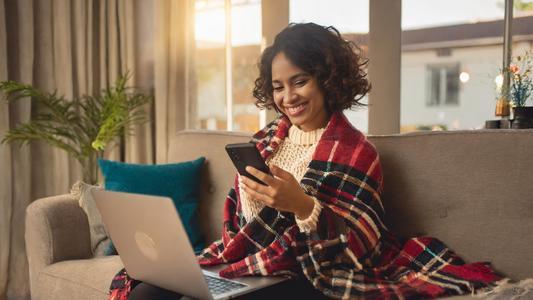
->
xmin=225 ymin=143 xmax=272 ymax=185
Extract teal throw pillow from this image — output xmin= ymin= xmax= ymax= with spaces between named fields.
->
xmin=98 ymin=157 xmax=206 ymax=254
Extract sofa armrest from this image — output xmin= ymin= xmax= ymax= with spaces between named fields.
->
xmin=25 ymin=194 xmax=92 ymax=298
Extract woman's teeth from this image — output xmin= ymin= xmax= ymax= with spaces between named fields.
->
xmin=287 ymin=103 xmax=306 ymax=115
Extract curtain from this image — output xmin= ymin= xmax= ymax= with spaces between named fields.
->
xmin=154 ymin=0 xmax=194 ymax=163
xmin=0 ymin=0 xmax=174 ymax=298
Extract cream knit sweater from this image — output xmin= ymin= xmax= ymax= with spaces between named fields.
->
xmin=238 ymin=125 xmax=324 ymax=232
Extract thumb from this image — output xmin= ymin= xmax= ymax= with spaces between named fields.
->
xmin=270 ymin=164 xmax=291 ymax=180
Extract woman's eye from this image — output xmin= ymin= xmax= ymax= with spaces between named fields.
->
xmin=295 ymin=80 xmax=308 ymax=86
xmin=273 ymin=86 xmax=283 ymax=92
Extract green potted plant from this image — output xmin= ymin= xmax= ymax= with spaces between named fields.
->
xmin=0 ymin=73 xmax=152 ymax=184
xmin=509 ymin=50 xmax=533 ymax=128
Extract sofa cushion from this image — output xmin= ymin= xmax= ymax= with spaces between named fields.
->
xmin=98 ymin=157 xmax=206 ymax=253
xmin=37 ymin=256 xmax=123 ymax=300
xmin=369 ymin=129 xmax=533 ymax=280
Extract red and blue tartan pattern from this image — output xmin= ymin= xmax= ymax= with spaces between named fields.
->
xmin=196 ymin=112 xmax=501 ymax=299
xmin=108 ymin=111 xmax=501 ymax=299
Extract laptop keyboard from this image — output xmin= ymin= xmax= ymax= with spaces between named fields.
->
xmin=204 ymin=274 xmax=247 ymax=295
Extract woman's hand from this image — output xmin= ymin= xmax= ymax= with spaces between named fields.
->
xmin=241 ymin=165 xmax=315 ymax=219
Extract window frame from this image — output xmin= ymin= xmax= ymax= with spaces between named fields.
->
xmin=426 ymin=63 xmax=460 ymax=107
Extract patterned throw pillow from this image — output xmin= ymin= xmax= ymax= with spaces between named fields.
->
xmin=70 ymin=181 xmax=113 ymax=256
xmin=480 ymin=278 xmax=533 ymax=299
xmin=98 ymin=157 xmax=206 ymax=254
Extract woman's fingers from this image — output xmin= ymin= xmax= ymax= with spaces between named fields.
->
xmin=269 ymin=164 xmax=292 ymax=180
xmin=245 ymin=166 xmax=276 ymax=186
xmin=241 ymin=183 xmax=273 ymax=206
xmin=241 ymin=175 xmax=275 ymax=198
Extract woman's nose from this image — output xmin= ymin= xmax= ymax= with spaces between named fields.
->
xmin=284 ymin=87 xmax=298 ymax=102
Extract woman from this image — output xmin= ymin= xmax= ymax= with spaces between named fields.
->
xmin=110 ymin=23 xmax=501 ymax=299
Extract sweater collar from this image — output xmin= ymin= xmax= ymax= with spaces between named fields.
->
xmin=287 ymin=125 xmax=325 ymax=145
xmin=252 ymin=111 xmax=362 ymax=160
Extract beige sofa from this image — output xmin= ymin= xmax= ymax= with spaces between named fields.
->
xmin=25 ymin=129 xmax=533 ymax=299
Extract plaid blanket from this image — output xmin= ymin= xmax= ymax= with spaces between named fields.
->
xmin=108 ymin=112 xmax=501 ymax=300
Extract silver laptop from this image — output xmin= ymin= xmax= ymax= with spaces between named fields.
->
xmin=92 ymin=190 xmax=287 ymax=300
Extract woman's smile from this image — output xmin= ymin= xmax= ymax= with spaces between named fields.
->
xmin=284 ymin=102 xmax=308 ymax=117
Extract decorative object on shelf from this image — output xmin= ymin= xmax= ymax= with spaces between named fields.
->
xmin=485 ymin=120 xmax=501 ymax=129
xmin=490 ymin=50 xmax=533 ymax=129
xmin=494 ymin=0 xmax=513 ymax=119
xmin=0 ymin=73 xmax=153 ymax=184
xmin=493 ymin=68 xmax=511 ymax=125
xmin=509 ymin=59 xmax=533 ymax=107
xmin=500 ymin=118 xmax=513 ymax=129
xmin=512 ymin=106 xmax=533 ymax=128
xmin=491 ymin=79 xmax=511 ymax=128
xmin=509 ymin=50 xmax=533 ymax=128
xmin=495 ymin=98 xmax=511 ymax=118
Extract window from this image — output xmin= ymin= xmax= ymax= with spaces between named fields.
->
xmin=426 ymin=64 xmax=460 ymax=106
xmin=193 ymin=0 xmax=262 ymax=132
xmin=400 ymin=0 xmax=509 ymax=131
xmin=190 ymin=0 xmax=529 ymax=133
xmin=192 ymin=0 xmax=370 ymax=132
xmin=194 ymin=0 xmax=227 ymax=130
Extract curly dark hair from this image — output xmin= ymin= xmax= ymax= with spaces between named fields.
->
xmin=253 ymin=23 xmax=371 ymax=112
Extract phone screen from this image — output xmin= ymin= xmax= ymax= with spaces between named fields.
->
xmin=225 ymin=143 xmax=271 ymax=185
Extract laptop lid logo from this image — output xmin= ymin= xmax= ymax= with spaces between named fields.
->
xmin=134 ymin=231 xmax=158 ymax=261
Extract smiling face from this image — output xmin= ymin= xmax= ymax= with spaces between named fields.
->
xmin=271 ymin=52 xmax=330 ymax=132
